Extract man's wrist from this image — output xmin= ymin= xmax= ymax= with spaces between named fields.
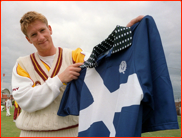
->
xmin=54 ymin=75 xmax=64 ymax=88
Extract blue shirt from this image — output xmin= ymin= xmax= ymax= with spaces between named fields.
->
xmin=57 ymin=15 xmax=179 ymax=137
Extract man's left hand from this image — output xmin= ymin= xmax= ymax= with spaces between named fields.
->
xmin=126 ymin=15 xmax=145 ymax=27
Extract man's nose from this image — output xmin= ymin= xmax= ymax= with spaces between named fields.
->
xmin=37 ymin=32 xmax=44 ymax=41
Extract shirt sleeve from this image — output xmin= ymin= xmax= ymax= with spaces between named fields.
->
xmin=132 ymin=15 xmax=179 ymax=132
xmin=12 ymin=62 xmax=63 ymax=113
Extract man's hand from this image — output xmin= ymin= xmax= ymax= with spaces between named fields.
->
xmin=126 ymin=15 xmax=145 ymax=27
xmin=58 ymin=63 xmax=83 ymax=83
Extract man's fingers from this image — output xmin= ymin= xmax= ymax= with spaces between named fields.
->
xmin=126 ymin=15 xmax=145 ymax=27
xmin=72 ymin=63 xmax=83 ymax=67
xmin=71 ymin=71 xmax=80 ymax=77
xmin=58 ymin=63 xmax=83 ymax=83
xmin=135 ymin=15 xmax=145 ymax=22
xmin=73 ymin=67 xmax=81 ymax=72
xmin=70 ymin=72 xmax=80 ymax=79
xmin=70 ymin=64 xmax=82 ymax=72
xmin=69 ymin=63 xmax=83 ymax=72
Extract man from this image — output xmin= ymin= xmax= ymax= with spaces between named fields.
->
xmin=5 ymin=98 xmax=12 ymax=116
xmin=4 ymin=99 xmax=7 ymax=111
xmin=12 ymin=11 xmax=143 ymax=137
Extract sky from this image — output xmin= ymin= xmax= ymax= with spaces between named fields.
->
xmin=1 ymin=1 xmax=181 ymax=100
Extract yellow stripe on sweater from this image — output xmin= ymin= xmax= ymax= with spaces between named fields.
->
xmin=52 ymin=48 xmax=62 ymax=77
xmin=17 ymin=63 xmax=31 ymax=78
xmin=41 ymin=61 xmax=50 ymax=71
xmin=14 ymin=100 xmax=18 ymax=108
xmin=17 ymin=63 xmax=35 ymax=87
xmin=72 ymin=48 xmax=85 ymax=63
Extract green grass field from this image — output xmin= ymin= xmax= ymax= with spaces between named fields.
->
xmin=1 ymin=106 xmax=181 ymax=137
xmin=141 ymin=116 xmax=181 ymax=137
xmin=1 ymin=106 xmax=21 ymax=137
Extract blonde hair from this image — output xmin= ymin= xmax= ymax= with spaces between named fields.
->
xmin=20 ymin=11 xmax=48 ymax=36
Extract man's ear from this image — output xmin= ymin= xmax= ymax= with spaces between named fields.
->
xmin=48 ymin=25 xmax=52 ymax=35
xmin=26 ymin=36 xmax=32 ymax=44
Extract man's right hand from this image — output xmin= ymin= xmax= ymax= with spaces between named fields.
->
xmin=58 ymin=63 xmax=83 ymax=83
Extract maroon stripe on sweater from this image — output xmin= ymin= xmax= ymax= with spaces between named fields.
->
xmin=51 ymin=47 xmax=62 ymax=78
xmin=20 ymin=124 xmax=78 ymax=132
xmin=30 ymin=53 xmax=48 ymax=81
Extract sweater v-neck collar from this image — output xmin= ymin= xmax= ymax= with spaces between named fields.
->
xmin=30 ymin=47 xmax=63 ymax=81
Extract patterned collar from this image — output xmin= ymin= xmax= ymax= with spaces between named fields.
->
xmin=80 ymin=25 xmax=132 ymax=68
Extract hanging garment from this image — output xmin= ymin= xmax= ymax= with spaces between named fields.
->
xmin=57 ymin=15 xmax=179 ymax=137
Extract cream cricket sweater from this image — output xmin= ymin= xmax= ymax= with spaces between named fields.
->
xmin=14 ymin=47 xmax=78 ymax=131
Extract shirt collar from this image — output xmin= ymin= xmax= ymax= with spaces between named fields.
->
xmin=81 ymin=25 xmax=132 ymax=68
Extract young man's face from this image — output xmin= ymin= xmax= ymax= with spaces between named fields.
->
xmin=26 ymin=20 xmax=54 ymax=56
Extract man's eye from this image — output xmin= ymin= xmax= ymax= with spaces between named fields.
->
xmin=32 ymin=34 xmax=36 ymax=37
xmin=41 ymin=29 xmax=45 ymax=32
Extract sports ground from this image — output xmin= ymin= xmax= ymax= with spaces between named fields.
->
xmin=1 ymin=106 xmax=181 ymax=137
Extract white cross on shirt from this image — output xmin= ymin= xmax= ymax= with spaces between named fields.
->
xmin=79 ymin=68 xmax=143 ymax=136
